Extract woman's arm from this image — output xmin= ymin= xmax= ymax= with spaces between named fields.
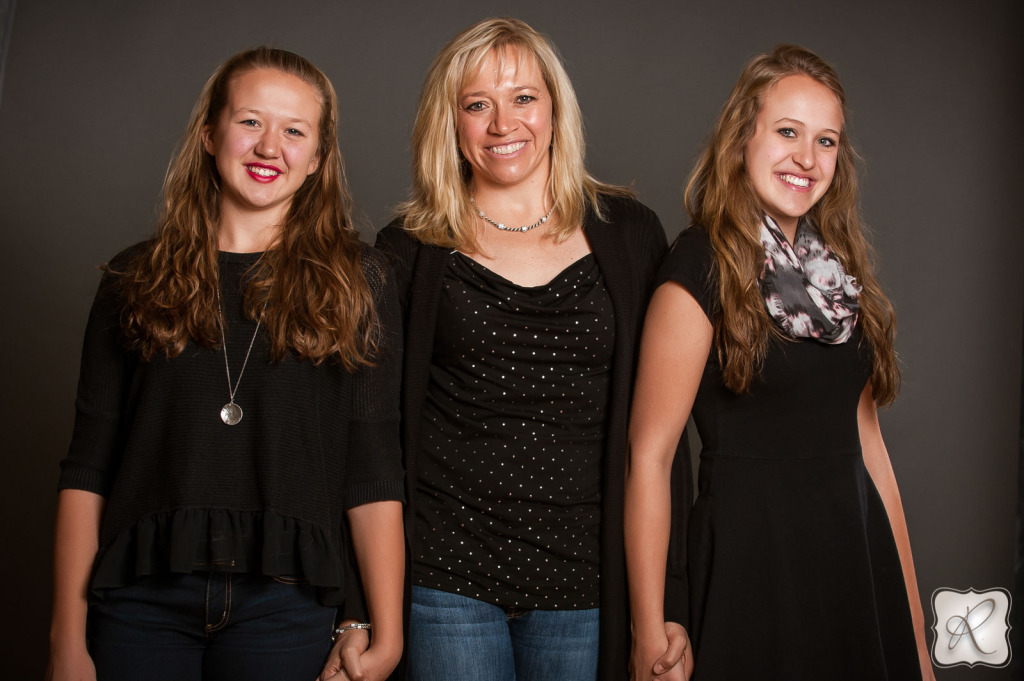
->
xmin=858 ymin=384 xmax=936 ymax=681
xmin=46 ymin=489 xmax=105 ymax=681
xmin=341 ymin=500 xmax=404 ymax=681
xmin=319 ymin=250 xmax=406 ymax=681
xmin=625 ymin=282 xmax=712 ymax=681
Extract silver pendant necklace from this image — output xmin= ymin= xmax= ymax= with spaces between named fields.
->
xmin=217 ymin=296 xmax=267 ymax=426
xmin=470 ymin=197 xmax=554 ymax=233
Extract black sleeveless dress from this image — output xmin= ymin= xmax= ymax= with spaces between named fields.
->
xmin=658 ymin=226 xmax=921 ymax=680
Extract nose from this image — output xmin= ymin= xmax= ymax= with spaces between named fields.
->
xmin=792 ymin=139 xmax=815 ymax=169
xmin=255 ymin=129 xmax=280 ymax=158
xmin=489 ymin=103 xmax=517 ymax=135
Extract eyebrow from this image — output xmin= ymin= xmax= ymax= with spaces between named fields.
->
xmin=774 ymin=117 xmax=841 ymax=136
xmin=234 ymin=108 xmax=314 ymax=127
xmin=460 ymin=85 xmax=541 ymax=98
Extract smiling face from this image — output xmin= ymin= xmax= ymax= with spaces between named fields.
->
xmin=202 ymin=67 xmax=321 ymax=229
xmin=744 ymin=74 xmax=843 ymax=239
xmin=456 ymin=47 xmax=553 ymax=193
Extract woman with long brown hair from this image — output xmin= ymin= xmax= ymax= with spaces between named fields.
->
xmin=47 ymin=47 xmax=403 ymax=681
xmin=624 ymin=45 xmax=933 ymax=680
xmin=376 ymin=17 xmax=687 ymax=681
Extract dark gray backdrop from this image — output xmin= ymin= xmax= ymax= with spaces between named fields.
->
xmin=2 ymin=1 xmax=1021 ymax=678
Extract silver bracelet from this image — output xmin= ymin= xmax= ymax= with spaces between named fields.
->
xmin=332 ymin=622 xmax=372 ymax=641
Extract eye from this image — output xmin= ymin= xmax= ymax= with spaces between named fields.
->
xmin=776 ymin=127 xmax=796 ymax=138
xmin=240 ymin=119 xmax=260 ymax=127
xmin=463 ymin=100 xmax=487 ymax=112
xmin=285 ymin=127 xmax=305 ymax=137
xmin=817 ymin=136 xmax=838 ymax=148
xmin=515 ymin=94 xmax=536 ymax=105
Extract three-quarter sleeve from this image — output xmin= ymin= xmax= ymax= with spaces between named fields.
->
xmin=59 ymin=268 xmax=135 ymax=496
xmin=342 ymin=248 xmax=406 ymax=509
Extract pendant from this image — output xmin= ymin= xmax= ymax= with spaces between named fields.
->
xmin=220 ymin=402 xmax=243 ymax=425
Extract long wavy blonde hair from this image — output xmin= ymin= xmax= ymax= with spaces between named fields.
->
xmin=685 ymin=44 xmax=900 ymax=404
xmin=398 ymin=17 xmax=631 ymax=252
xmin=115 ymin=47 xmax=376 ymax=369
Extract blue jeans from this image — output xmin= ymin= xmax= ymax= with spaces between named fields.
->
xmin=408 ymin=586 xmax=600 ymax=681
xmin=88 ymin=572 xmax=336 ymax=681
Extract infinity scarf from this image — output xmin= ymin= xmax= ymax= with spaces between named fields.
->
xmin=758 ymin=214 xmax=861 ymax=344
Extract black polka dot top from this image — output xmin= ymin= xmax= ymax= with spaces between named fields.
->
xmin=413 ymin=252 xmax=613 ymax=609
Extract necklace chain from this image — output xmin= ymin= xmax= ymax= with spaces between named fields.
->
xmin=470 ymin=197 xmax=554 ymax=233
xmin=217 ymin=294 xmax=267 ymax=426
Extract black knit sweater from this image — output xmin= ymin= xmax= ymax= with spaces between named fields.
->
xmin=59 ymin=245 xmax=405 ymax=606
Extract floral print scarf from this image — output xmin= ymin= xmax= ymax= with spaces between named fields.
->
xmin=758 ymin=214 xmax=861 ymax=344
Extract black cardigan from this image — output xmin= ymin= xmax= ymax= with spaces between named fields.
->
xmin=376 ymin=195 xmax=691 ymax=680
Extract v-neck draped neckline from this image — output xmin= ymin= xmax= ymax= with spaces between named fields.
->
xmin=453 ymin=251 xmax=596 ymax=290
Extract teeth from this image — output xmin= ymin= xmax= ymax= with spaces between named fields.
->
xmin=489 ymin=142 xmax=526 ymax=155
xmin=247 ymin=165 xmax=280 ymax=177
xmin=780 ymin=173 xmax=810 ymax=188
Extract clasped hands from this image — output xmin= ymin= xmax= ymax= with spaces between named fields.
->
xmin=317 ymin=623 xmax=400 ymax=681
xmin=631 ymin=622 xmax=694 ymax=681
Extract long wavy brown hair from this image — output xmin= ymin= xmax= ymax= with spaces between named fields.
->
xmin=115 ymin=47 xmax=376 ymax=369
xmin=685 ymin=44 xmax=900 ymax=404
xmin=399 ymin=17 xmax=632 ymax=252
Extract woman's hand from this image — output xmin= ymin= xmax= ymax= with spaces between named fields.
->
xmin=318 ymin=626 xmax=368 ymax=681
xmin=317 ymin=626 xmax=402 ymax=681
xmin=45 ymin=642 xmax=96 ymax=681
xmin=351 ymin=636 xmax=403 ymax=681
xmin=656 ymin=622 xmax=693 ymax=679
xmin=630 ymin=622 xmax=693 ymax=681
